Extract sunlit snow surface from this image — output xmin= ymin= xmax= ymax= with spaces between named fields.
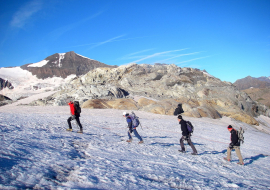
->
xmin=27 ymin=60 xmax=49 ymax=67
xmin=0 ymin=104 xmax=270 ymax=189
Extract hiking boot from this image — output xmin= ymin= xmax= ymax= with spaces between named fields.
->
xmin=126 ymin=139 xmax=132 ymax=143
xmin=138 ymin=141 xmax=144 ymax=144
xmin=237 ymin=162 xmax=244 ymax=165
xmin=178 ymin=150 xmax=186 ymax=153
xmin=191 ymin=152 xmax=198 ymax=155
xmin=223 ymin=157 xmax=230 ymax=162
xmin=77 ymin=130 xmax=83 ymax=134
xmin=66 ymin=128 xmax=72 ymax=132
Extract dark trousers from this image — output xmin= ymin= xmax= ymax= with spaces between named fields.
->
xmin=180 ymin=135 xmax=197 ymax=154
xmin=67 ymin=115 xmax=82 ymax=130
xmin=128 ymin=129 xmax=143 ymax=141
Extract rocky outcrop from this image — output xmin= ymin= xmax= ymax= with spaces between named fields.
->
xmin=0 ymin=94 xmax=12 ymax=106
xmin=21 ymin=51 xmax=117 ymax=79
xmin=30 ymin=63 xmax=269 ymax=125
xmin=0 ymin=78 xmax=14 ymax=90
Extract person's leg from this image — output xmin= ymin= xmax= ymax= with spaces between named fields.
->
xmin=75 ymin=116 xmax=83 ymax=131
xmin=179 ymin=136 xmax=185 ymax=151
xmin=187 ymin=138 xmax=197 ymax=154
xmin=127 ymin=131 xmax=132 ymax=140
xmin=235 ymin=147 xmax=244 ymax=164
xmin=227 ymin=147 xmax=232 ymax=161
xmin=133 ymin=129 xmax=143 ymax=141
xmin=67 ymin=116 xmax=73 ymax=129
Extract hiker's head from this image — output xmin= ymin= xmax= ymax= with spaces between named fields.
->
xmin=177 ymin=115 xmax=182 ymax=121
xmin=227 ymin=125 xmax=233 ymax=131
xmin=123 ymin=112 xmax=129 ymax=117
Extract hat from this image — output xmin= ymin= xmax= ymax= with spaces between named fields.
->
xmin=227 ymin=125 xmax=232 ymax=129
xmin=177 ymin=115 xmax=182 ymax=119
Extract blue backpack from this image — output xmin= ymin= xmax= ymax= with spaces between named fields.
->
xmin=130 ymin=112 xmax=140 ymax=127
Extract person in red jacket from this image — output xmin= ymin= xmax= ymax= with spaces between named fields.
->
xmin=67 ymin=101 xmax=83 ymax=133
xmin=224 ymin=125 xmax=244 ymax=165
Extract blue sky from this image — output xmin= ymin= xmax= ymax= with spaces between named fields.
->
xmin=0 ymin=0 xmax=269 ymax=83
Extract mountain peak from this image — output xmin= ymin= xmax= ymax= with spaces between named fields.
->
xmin=20 ymin=51 xmax=116 ymax=79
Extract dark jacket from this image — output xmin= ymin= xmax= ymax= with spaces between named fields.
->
xmin=126 ymin=116 xmax=133 ymax=129
xmin=230 ymin=129 xmax=240 ymax=146
xmin=179 ymin=119 xmax=189 ymax=136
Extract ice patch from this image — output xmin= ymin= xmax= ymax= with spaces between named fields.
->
xmin=76 ymin=53 xmax=93 ymax=60
xmin=27 ymin=60 xmax=49 ymax=67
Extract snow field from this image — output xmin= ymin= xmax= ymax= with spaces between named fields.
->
xmin=0 ymin=107 xmax=270 ymax=189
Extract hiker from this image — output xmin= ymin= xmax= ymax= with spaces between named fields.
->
xmin=67 ymin=101 xmax=83 ymax=133
xmin=123 ymin=112 xmax=143 ymax=144
xmin=178 ymin=115 xmax=197 ymax=155
xmin=224 ymin=125 xmax=244 ymax=165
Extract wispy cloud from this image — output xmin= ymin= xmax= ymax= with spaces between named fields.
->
xmin=70 ymin=36 xmax=149 ymax=49
xmin=49 ymin=11 xmax=103 ymax=41
xmin=130 ymin=48 xmax=189 ymax=63
xmin=176 ymin=56 xmax=211 ymax=65
xmin=10 ymin=0 xmax=43 ymax=28
xmin=119 ymin=49 xmax=155 ymax=60
xmin=157 ymin=52 xmax=202 ymax=63
xmin=88 ymin=35 xmax=126 ymax=49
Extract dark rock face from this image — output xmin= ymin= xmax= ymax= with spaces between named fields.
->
xmin=234 ymin=76 xmax=270 ymax=90
xmin=0 ymin=94 xmax=12 ymax=101
xmin=20 ymin=51 xmax=117 ymax=79
xmin=0 ymin=78 xmax=14 ymax=90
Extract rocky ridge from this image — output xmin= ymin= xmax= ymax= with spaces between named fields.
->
xmin=31 ymin=63 xmax=270 ymax=125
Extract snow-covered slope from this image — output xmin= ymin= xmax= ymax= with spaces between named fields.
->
xmin=0 ymin=67 xmax=75 ymax=100
xmin=0 ymin=104 xmax=269 ymax=189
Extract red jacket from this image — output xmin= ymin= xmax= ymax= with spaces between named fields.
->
xmin=68 ymin=102 xmax=75 ymax=115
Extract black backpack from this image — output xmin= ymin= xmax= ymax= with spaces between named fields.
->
xmin=186 ymin=121 xmax=194 ymax=134
xmin=74 ymin=101 xmax=81 ymax=115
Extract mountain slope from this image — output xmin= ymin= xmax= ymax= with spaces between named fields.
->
xmin=20 ymin=51 xmax=116 ymax=79
xmin=243 ymin=87 xmax=270 ymax=108
xmin=234 ymin=76 xmax=270 ymax=90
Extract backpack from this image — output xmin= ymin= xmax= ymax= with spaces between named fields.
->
xmin=129 ymin=111 xmax=140 ymax=127
xmin=73 ymin=101 xmax=81 ymax=115
xmin=237 ymin=127 xmax=244 ymax=144
xmin=186 ymin=121 xmax=194 ymax=134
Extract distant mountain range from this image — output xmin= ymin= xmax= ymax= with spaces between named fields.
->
xmin=20 ymin=51 xmax=116 ymax=79
xmin=233 ymin=76 xmax=270 ymax=90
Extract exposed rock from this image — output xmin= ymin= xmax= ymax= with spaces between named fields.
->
xmin=82 ymin=99 xmax=111 ymax=109
xmin=29 ymin=63 xmax=269 ymax=125
xmin=138 ymin=97 xmax=157 ymax=107
xmin=106 ymin=99 xmax=139 ymax=110
xmin=243 ymin=87 xmax=270 ymax=108
xmin=0 ymin=94 xmax=12 ymax=106
xmin=0 ymin=78 xmax=14 ymax=90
